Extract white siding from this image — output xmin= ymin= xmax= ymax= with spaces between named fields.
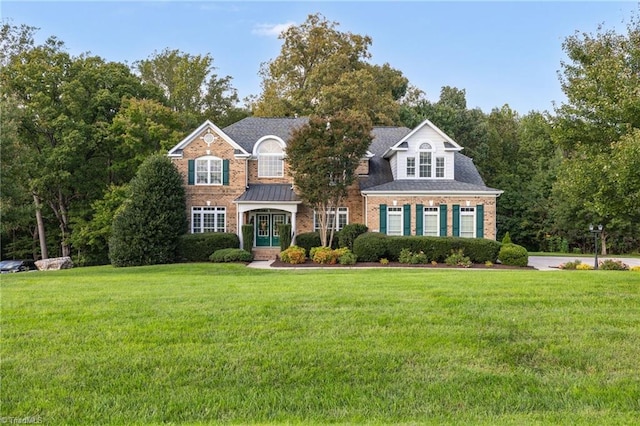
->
xmin=392 ymin=127 xmax=452 ymax=179
xmin=390 ymin=155 xmax=398 ymax=179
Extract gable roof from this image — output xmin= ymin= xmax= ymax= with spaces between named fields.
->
xmin=361 ymin=152 xmax=502 ymax=195
xmin=383 ymin=118 xmax=463 ymax=158
xmin=168 ymin=120 xmax=250 ymax=157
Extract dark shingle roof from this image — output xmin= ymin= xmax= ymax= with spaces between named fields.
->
xmin=223 ymin=117 xmax=309 ymax=153
xmin=221 ymin=117 xmax=498 ymax=194
xmin=235 ymin=184 xmax=301 ymax=202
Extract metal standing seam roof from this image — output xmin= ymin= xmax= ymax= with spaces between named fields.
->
xmin=234 ymin=184 xmax=301 ymax=203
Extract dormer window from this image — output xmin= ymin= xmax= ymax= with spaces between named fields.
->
xmin=418 ymin=143 xmax=433 ymax=178
xmin=257 ymin=139 xmax=284 ymax=178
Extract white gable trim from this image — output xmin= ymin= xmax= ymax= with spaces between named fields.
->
xmin=167 ymin=120 xmax=250 ymax=158
xmin=383 ymin=119 xmax=463 ymax=158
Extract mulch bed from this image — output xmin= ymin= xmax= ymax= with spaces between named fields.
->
xmin=270 ymin=259 xmax=532 ymax=270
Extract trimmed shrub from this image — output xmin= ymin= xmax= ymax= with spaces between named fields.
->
xmin=209 ymin=248 xmax=253 ymax=263
xmin=630 ymin=265 xmax=640 ymax=272
xmin=353 ymin=232 xmax=388 ymax=262
xmin=242 ymin=225 xmax=254 ymax=252
xmin=338 ymin=223 xmax=368 ymax=250
xmin=386 ymin=236 xmax=500 ymax=263
xmin=498 ymin=243 xmax=529 ymax=267
xmin=599 ymin=259 xmax=629 ymax=270
xmin=295 ymin=232 xmax=321 ymax=255
xmin=177 ymin=233 xmax=240 ymax=262
xmin=278 ymin=223 xmax=292 ymax=250
xmin=279 ymin=245 xmax=306 ymax=264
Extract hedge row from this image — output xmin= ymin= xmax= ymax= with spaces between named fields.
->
xmin=177 ymin=233 xmax=240 ymax=262
xmin=353 ymin=233 xmax=502 ymax=263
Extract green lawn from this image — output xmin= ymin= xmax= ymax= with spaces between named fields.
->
xmin=2 ymin=264 xmax=639 ymax=425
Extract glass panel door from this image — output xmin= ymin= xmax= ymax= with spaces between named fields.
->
xmin=256 ymin=214 xmax=270 ymax=247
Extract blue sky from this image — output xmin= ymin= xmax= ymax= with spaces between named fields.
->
xmin=2 ymin=1 xmax=637 ymax=114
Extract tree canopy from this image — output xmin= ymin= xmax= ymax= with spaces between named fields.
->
xmin=287 ymin=111 xmax=373 ymax=247
xmin=253 ymin=13 xmax=408 ymax=125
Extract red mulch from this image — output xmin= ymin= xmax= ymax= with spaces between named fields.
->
xmin=270 ymin=259 xmax=532 ymax=270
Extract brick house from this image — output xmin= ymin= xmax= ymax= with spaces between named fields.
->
xmin=168 ymin=117 xmax=502 ymax=259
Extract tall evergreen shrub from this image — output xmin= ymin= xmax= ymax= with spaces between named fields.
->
xmin=109 ymin=155 xmax=187 ymax=266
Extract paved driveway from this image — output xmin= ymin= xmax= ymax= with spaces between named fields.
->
xmin=528 ymin=255 xmax=640 ymax=271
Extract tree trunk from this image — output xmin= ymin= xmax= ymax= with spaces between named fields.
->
xmin=601 ymin=231 xmax=607 ymax=256
xmin=33 ymin=193 xmax=49 ymax=259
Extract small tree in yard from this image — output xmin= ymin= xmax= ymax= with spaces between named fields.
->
xmin=109 ymin=154 xmax=187 ymax=266
xmin=287 ymin=111 xmax=372 ymax=247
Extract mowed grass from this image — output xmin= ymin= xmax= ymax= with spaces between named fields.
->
xmin=2 ymin=264 xmax=639 ymax=425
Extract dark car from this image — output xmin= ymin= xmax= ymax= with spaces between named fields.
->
xmin=0 ymin=260 xmax=39 ymax=273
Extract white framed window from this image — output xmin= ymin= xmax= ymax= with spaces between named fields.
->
xmin=387 ymin=206 xmax=403 ymax=236
xmin=257 ymin=139 xmax=284 ymax=177
xmin=406 ymin=157 xmax=416 ymax=177
xmin=435 ymin=157 xmax=445 ymax=178
xmin=419 ymin=152 xmax=432 ymax=178
xmin=195 ymin=157 xmax=222 ymax=185
xmin=192 ymin=207 xmax=226 ymax=233
xmin=423 ymin=207 xmax=439 ymax=237
xmin=314 ymin=207 xmax=348 ymax=231
xmin=460 ymin=207 xmax=475 ymax=238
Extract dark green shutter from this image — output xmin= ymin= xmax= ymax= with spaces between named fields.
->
xmin=403 ymin=204 xmax=411 ymax=236
xmin=379 ymin=204 xmax=387 ymax=234
xmin=222 ymin=159 xmax=229 ymax=186
xmin=452 ymin=204 xmax=460 ymax=237
xmin=416 ymin=204 xmax=424 ymax=236
xmin=188 ymin=160 xmax=195 ymax=185
xmin=476 ymin=204 xmax=484 ymax=238
xmin=440 ymin=204 xmax=448 ymax=236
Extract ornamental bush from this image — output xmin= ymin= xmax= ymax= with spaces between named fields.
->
xmin=279 ymin=245 xmax=306 ymax=264
xmin=599 ymin=259 xmax=629 ymax=270
xmin=353 ymin=232 xmax=388 ymax=262
xmin=445 ymin=249 xmax=472 ymax=268
xmin=295 ymin=232 xmax=322 ymax=255
xmin=209 ymin=248 xmax=253 ymax=263
xmin=177 ymin=233 xmax=240 ymax=262
xmin=338 ymin=223 xmax=368 ymax=250
xmin=338 ymin=250 xmax=357 ymax=265
xmin=498 ymin=243 xmax=529 ymax=267
xmin=311 ymin=246 xmax=338 ymax=264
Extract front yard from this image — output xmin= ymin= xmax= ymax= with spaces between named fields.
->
xmin=2 ymin=264 xmax=639 ymax=424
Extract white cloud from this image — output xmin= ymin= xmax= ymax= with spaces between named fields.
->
xmin=252 ymin=21 xmax=295 ymax=37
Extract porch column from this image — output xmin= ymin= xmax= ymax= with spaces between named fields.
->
xmin=291 ymin=211 xmax=297 ymax=245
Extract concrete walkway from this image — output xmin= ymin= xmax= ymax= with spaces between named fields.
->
xmin=248 ymin=256 xmax=640 ymax=271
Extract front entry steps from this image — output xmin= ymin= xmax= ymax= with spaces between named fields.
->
xmin=252 ymin=247 xmax=280 ymax=261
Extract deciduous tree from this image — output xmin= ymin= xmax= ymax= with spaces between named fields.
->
xmin=253 ymin=13 xmax=407 ymax=125
xmin=287 ymin=111 xmax=373 ymax=247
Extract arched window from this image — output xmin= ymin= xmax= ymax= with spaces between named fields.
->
xmin=257 ymin=139 xmax=284 ymax=177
